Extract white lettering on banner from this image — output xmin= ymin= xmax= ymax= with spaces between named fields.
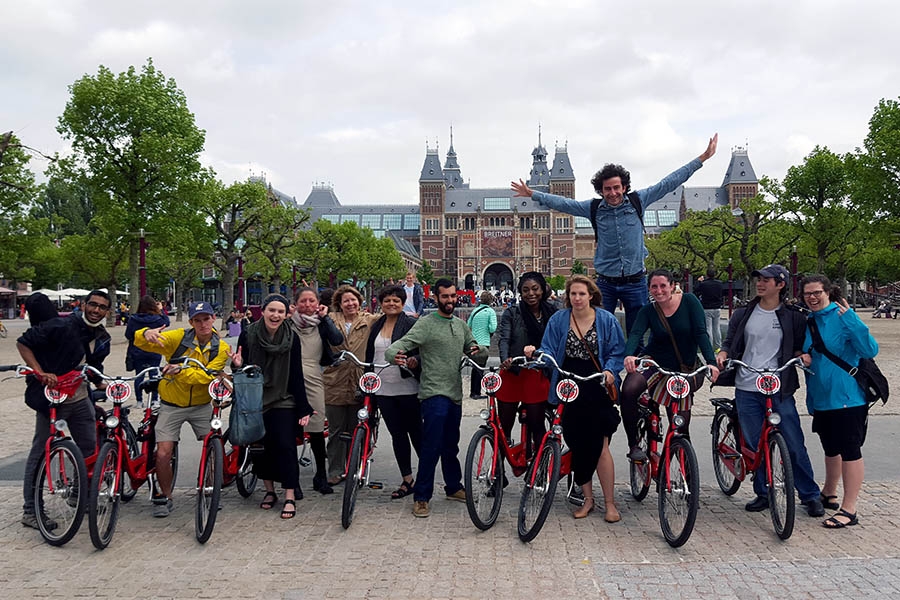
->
xmin=483 ymin=230 xmax=512 ymax=239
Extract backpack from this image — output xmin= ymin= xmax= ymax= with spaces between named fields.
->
xmin=168 ymin=328 xmax=221 ymax=364
xmin=589 ymin=191 xmax=643 ymax=242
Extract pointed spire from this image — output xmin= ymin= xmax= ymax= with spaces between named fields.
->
xmin=443 ymin=125 xmax=467 ymax=188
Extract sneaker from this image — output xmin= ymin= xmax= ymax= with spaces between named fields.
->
xmin=413 ymin=500 xmax=430 ymax=518
xmin=626 ymin=446 xmax=648 ymax=462
xmin=153 ymin=498 xmax=174 ymax=518
xmin=803 ymin=497 xmax=825 ymax=517
xmin=446 ymin=488 xmax=466 ymax=502
xmin=22 ymin=512 xmax=58 ymax=530
xmin=745 ymin=496 xmax=769 ymax=512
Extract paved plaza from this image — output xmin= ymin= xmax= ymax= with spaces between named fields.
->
xmin=0 ymin=314 xmax=898 ymax=599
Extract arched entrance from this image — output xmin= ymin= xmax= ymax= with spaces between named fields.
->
xmin=482 ymin=263 xmax=514 ymax=292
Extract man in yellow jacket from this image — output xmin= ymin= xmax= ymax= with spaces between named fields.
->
xmin=134 ymin=301 xmax=230 ymax=517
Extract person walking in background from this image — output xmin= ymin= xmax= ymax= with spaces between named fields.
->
xmin=365 ymin=285 xmax=422 ymax=500
xmin=322 ymin=285 xmax=379 ymax=486
xmin=512 ymin=134 xmax=718 ymax=334
xmin=385 ymin=278 xmax=487 ymax=518
xmin=716 ymin=264 xmax=823 ymax=517
xmin=289 ymin=287 xmax=344 ymax=495
xmin=496 ymin=272 xmax=557 ymax=456
xmin=467 ymin=291 xmax=497 ymax=399
xmin=402 ymin=271 xmax=425 ymax=317
xmin=799 ymin=275 xmax=879 ymax=529
xmin=124 ymin=295 xmax=170 ymax=401
xmin=696 ymin=268 xmax=725 ymax=351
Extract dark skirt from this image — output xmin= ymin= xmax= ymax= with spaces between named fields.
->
xmin=561 ymin=356 xmax=620 ymax=486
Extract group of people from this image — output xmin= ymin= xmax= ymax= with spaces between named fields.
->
xmin=15 ymin=134 xmax=880 ymax=533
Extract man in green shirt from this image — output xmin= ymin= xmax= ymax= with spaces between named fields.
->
xmin=386 ymin=279 xmax=487 ymax=518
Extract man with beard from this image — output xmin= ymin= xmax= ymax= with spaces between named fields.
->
xmin=17 ymin=290 xmax=112 ymax=529
xmin=385 ymin=279 xmax=488 ymax=518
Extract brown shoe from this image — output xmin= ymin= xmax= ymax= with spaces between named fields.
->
xmin=445 ymin=489 xmax=466 ymax=503
xmin=573 ymin=501 xmax=595 ymax=519
xmin=413 ymin=500 xmax=431 ymax=518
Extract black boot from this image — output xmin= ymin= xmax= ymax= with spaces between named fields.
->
xmin=313 ymin=473 xmax=334 ymax=495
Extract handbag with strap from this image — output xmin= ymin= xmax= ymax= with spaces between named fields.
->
xmin=807 ymin=317 xmax=889 ymax=408
xmin=652 ymin=302 xmax=703 ymax=394
xmin=228 ymin=369 xmax=266 ymax=445
xmin=570 ymin=314 xmax=619 ymax=403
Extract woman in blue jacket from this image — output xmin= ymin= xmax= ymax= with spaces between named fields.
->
xmin=526 ymin=275 xmax=625 ymax=522
xmin=800 ymin=275 xmax=878 ymax=529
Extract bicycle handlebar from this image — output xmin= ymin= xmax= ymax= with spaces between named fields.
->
xmin=335 ymin=350 xmax=389 ymax=370
xmin=635 ymin=358 xmax=712 ymax=380
xmin=531 ymin=351 xmax=608 ymax=383
xmin=724 ymin=356 xmax=813 ymax=376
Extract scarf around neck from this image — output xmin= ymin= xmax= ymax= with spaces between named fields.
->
xmin=291 ymin=311 xmax=321 ymax=329
xmin=245 ymin=319 xmax=294 ymax=406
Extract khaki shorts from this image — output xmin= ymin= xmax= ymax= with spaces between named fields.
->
xmin=156 ymin=403 xmax=213 ymax=443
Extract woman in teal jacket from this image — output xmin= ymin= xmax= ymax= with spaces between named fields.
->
xmin=800 ymin=275 xmax=878 ymax=529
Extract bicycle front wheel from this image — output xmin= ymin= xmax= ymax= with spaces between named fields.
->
xmin=517 ymin=438 xmax=560 ymax=543
xmin=34 ymin=438 xmax=88 ymax=546
xmin=89 ymin=441 xmax=121 ymax=549
xmin=629 ymin=417 xmax=651 ymax=501
xmin=120 ymin=420 xmax=140 ymax=503
xmin=711 ymin=409 xmax=742 ymax=495
xmin=658 ymin=437 xmax=700 ymax=548
xmin=195 ymin=438 xmax=223 ymax=544
xmin=767 ymin=431 xmax=795 ymax=540
xmin=341 ymin=428 xmax=367 ymax=529
xmin=465 ymin=428 xmax=502 ymax=530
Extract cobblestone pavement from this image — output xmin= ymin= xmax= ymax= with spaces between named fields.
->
xmin=0 ymin=314 xmax=898 ymax=598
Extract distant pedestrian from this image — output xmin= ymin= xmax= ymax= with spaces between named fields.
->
xmin=467 ymin=291 xmax=497 ymax=399
xmin=402 ymin=271 xmax=425 ymax=317
xmin=695 ymin=268 xmax=725 ymax=350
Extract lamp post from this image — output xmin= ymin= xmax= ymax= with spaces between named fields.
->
xmin=235 ymin=238 xmax=246 ymax=312
xmin=727 ymin=258 xmax=734 ymax=318
xmin=291 ymin=262 xmax=298 ymax=299
xmin=139 ymin=228 xmax=149 ymax=298
xmin=790 ymin=245 xmax=798 ymax=299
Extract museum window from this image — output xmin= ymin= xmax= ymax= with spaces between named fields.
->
xmin=657 ymin=210 xmax=677 ymax=227
xmin=445 ymin=216 xmax=458 ymax=230
xmin=361 ymin=214 xmax=381 ymax=229
xmin=483 ymin=197 xmax=511 ymax=211
xmin=520 ymin=216 xmax=532 ymax=230
xmin=382 ymin=214 xmax=402 ymax=230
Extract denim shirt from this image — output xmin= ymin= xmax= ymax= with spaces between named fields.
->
xmin=532 ymin=159 xmax=703 ymax=277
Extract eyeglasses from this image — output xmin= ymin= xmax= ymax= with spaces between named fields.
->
xmin=802 ymin=290 xmax=825 ymax=298
xmin=86 ymin=301 xmax=111 ymax=311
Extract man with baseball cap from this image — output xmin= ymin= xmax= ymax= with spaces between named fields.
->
xmin=133 ymin=301 xmax=230 ymax=517
xmin=715 ymin=264 xmax=824 ymax=517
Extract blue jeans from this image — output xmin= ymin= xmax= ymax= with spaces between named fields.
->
xmin=734 ymin=389 xmax=820 ymax=502
xmin=413 ymin=396 xmax=463 ymax=502
xmin=596 ymin=277 xmax=648 ymax=335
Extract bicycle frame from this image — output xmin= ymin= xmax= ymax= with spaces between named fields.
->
xmin=344 ymin=391 xmax=379 ymax=485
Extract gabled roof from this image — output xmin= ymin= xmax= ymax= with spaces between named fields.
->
xmin=386 ymin=230 xmax=420 ymax=259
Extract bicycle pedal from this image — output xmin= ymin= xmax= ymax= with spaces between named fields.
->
xmin=298 ymin=457 xmax=312 ymax=467
xmin=567 ymin=495 xmax=585 ymax=507
xmin=368 ymin=482 xmax=383 ymax=489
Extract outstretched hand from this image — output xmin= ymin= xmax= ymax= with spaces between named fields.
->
xmin=143 ymin=325 xmax=167 ymax=347
xmin=511 ymin=179 xmax=534 ymax=198
xmin=699 ymin=133 xmax=718 ymax=163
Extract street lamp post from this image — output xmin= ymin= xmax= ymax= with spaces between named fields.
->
xmin=235 ymin=238 xmax=246 ymax=312
xmin=790 ymin=245 xmax=798 ymax=299
xmin=139 ymin=228 xmax=148 ymax=298
xmin=727 ymin=258 xmax=734 ymax=318
xmin=291 ymin=263 xmax=298 ymax=299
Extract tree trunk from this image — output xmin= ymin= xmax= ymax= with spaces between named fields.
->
xmin=106 ymin=283 xmax=118 ymax=328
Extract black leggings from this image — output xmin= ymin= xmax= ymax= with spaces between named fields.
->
xmin=497 ymin=402 xmax=547 ymax=458
xmin=253 ymin=408 xmax=300 ymax=490
xmin=377 ymin=394 xmax=422 ymax=478
xmin=619 ymin=371 xmax=692 ymax=448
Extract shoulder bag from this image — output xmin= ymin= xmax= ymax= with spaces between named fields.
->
xmin=807 ymin=317 xmax=888 ymax=408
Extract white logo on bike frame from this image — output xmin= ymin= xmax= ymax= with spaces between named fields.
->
xmin=666 ymin=375 xmax=691 ymax=399
xmin=481 ymin=372 xmax=502 ymax=394
xmin=105 ymin=381 xmax=132 ymax=402
xmin=556 ymin=378 xmax=579 ymax=402
xmin=359 ymin=372 xmax=382 ymax=394
xmin=208 ymin=379 xmax=232 ymax=401
xmin=755 ymin=374 xmax=780 ymax=395
xmin=44 ymin=387 xmax=68 ymax=404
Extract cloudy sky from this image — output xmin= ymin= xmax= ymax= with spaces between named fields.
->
xmin=4 ymin=0 xmax=899 ymax=205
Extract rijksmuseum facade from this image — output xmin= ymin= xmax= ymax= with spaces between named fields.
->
xmin=302 ymin=133 xmax=758 ymax=292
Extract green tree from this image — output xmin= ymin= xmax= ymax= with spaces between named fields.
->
xmin=547 ymin=274 xmax=566 ymax=293
xmin=57 ymin=58 xmax=206 ymax=309
xmin=415 ymin=260 xmax=435 ymax=286
xmin=246 ymin=201 xmax=310 ymax=291
xmin=571 ymin=259 xmax=587 ymax=275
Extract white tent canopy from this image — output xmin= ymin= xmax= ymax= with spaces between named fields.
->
xmin=29 ymin=288 xmax=72 ymax=300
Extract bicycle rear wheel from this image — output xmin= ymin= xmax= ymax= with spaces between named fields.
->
xmin=34 ymin=438 xmax=88 ymax=546
xmin=629 ymin=417 xmax=651 ymax=501
xmin=517 ymin=438 xmax=560 ymax=543
xmin=195 ymin=439 xmax=223 ymax=544
xmin=711 ymin=409 xmax=742 ymax=495
xmin=658 ymin=437 xmax=700 ymax=548
xmin=465 ymin=428 xmax=503 ymax=530
xmin=235 ymin=444 xmax=258 ymax=498
xmin=767 ymin=431 xmax=795 ymax=540
xmin=341 ymin=428 xmax=367 ymax=529
xmin=120 ymin=419 xmax=140 ymax=503
xmin=89 ymin=441 xmax=121 ymax=549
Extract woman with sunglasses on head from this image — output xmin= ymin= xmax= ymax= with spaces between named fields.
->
xmin=620 ymin=269 xmax=720 ymax=461
xmin=799 ymin=275 xmax=878 ymax=529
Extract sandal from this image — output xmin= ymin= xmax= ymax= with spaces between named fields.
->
xmin=820 ymin=493 xmax=840 ymax=510
xmin=823 ymin=508 xmax=858 ymax=529
xmin=259 ymin=491 xmax=278 ymax=510
xmin=280 ymin=499 xmax=296 ymax=520
xmin=391 ymin=479 xmax=414 ymax=499
xmin=573 ymin=501 xmax=595 ymax=519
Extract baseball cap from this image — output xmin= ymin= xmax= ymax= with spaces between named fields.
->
xmin=188 ymin=301 xmax=215 ymax=319
xmin=751 ymin=264 xmax=789 ymax=284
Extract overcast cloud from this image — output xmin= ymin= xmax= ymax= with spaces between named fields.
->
xmin=3 ymin=0 xmax=899 ymax=205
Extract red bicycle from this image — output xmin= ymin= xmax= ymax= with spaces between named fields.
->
xmin=515 ymin=352 xmax=604 ymax=542
xmin=710 ymin=357 xmax=809 ymax=540
xmin=333 ymin=351 xmax=389 ymax=529
xmin=627 ymin=358 xmax=711 ymax=547
xmin=172 ymin=357 xmax=260 ymax=543
xmin=463 ymin=355 xmax=583 ymax=532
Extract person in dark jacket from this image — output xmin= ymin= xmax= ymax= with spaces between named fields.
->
xmin=715 ymin=264 xmax=823 ymax=517
xmin=695 ymin=268 xmax=725 ymax=350
xmin=124 ymin=295 xmax=170 ymax=401
xmin=365 ymin=285 xmax=422 ymax=499
xmin=230 ymin=294 xmax=313 ymax=519
xmin=25 ymin=292 xmax=59 ymax=327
